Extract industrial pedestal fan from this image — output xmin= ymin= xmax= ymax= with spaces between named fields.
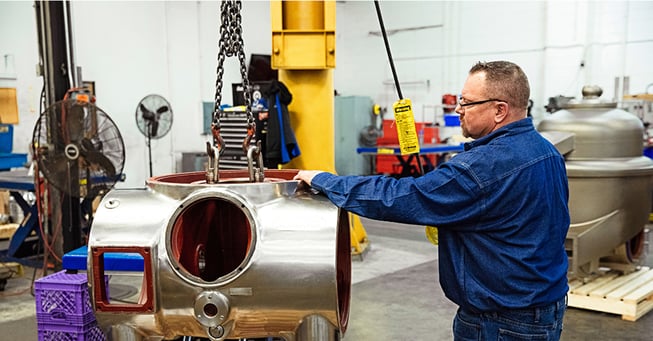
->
xmin=135 ymin=94 xmax=173 ymax=177
xmin=31 ymin=97 xmax=126 ymax=254
xmin=32 ymin=98 xmax=126 ymax=199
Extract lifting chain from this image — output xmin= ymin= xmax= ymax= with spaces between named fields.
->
xmin=207 ymin=0 xmax=264 ymax=184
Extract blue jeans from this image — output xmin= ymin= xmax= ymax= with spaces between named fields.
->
xmin=453 ymin=296 xmax=566 ymax=340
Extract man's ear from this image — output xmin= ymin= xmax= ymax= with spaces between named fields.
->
xmin=494 ymin=102 xmax=509 ymax=123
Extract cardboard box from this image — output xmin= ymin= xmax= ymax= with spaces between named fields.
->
xmin=0 ymin=88 xmax=19 ymax=124
xmin=0 ymin=190 xmax=8 ymax=215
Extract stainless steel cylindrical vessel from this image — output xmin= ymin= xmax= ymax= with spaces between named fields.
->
xmin=87 ymin=169 xmax=351 ymax=341
xmin=538 ymin=86 xmax=653 ymax=277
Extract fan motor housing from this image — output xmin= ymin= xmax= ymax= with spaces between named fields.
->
xmin=87 ymin=169 xmax=351 ymax=341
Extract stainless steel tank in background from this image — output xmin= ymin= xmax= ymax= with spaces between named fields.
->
xmin=538 ymin=86 xmax=653 ymax=279
xmin=87 ymin=169 xmax=351 ymax=341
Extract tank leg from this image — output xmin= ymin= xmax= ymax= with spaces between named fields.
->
xmin=106 ymin=325 xmax=146 ymax=341
xmin=295 ymin=314 xmax=339 ymax=341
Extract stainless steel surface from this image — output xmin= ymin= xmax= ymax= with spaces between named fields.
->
xmin=555 ymin=85 xmax=618 ymax=110
xmin=87 ymin=169 xmax=351 ymax=340
xmin=538 ymin=86 xmax=653 ymax=278
xmin=538 ymin=107 xmax=644 ymax=159
xmin=539 ymin=131 xmax=575 ymax=156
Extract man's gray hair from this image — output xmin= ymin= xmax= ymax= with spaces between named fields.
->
xmin=470 ymin=61 xmax=530 ymax=110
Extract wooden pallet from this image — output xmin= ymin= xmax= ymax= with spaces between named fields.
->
xmin=0 ymin=223 xmax=19 ymax=240
xmin=0 ymin=262 xmax=24 ymax=291
xmin=568 ymin=266 xmax=653 ymax=321
xmin=0 ymin=262 xmax=23 ymax=277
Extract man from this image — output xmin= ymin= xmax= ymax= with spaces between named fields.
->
xmin=294 ymin=61 xmax=569 ymax=340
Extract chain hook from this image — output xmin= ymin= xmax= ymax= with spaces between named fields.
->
xmin=242 ymin=121 xmax=255 ymax=155
xmin=247 ymin=140 xmax=265 ymax=183
xmin=206 ymin=115 xmax=226 ymax=184
xmin=206 ymin=141 xmax=219 ymax=184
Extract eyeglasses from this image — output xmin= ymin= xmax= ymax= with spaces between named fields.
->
xmin=457 ymin=97 xmax=506 ymax=108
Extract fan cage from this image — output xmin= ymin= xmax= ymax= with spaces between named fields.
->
xmin=135 ymin=94 xmax=173 ymax=140
xmin=32 ymin=99 xmax=126 ymax=198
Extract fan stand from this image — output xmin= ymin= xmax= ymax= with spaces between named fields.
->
xmin=146 ymin=122 xmax=153 ymax=178
xmin=136 ymin=94 xmax=173 ymax=179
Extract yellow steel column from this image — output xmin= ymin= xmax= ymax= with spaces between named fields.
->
xmin=271 ymin=0 xmax=335 ymax=171
xmin=271 ymin=0 xmax=368 ymax=256
xmin=279 ymin=70 xmax=334 ymax=172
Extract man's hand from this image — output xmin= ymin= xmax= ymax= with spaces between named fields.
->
xmin=293 ymin=170 xmax=325 ymax=186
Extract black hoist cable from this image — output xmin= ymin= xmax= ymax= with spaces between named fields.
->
xmin=373 ymin=0 xmax=424 ymax=175
xmin=374 ymin=1 xmax=403 ymax=100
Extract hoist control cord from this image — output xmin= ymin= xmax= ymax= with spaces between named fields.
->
xmin=373 ymin=0 xmax=424 ymax=176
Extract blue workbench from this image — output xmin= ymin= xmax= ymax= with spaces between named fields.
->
xmin=356 ymin=143 xmax=465 ymax=155
xmin=0 ymin=169 xmax=42 ymax=267
xmin=357 ymin=143 xmax=465 ymax=177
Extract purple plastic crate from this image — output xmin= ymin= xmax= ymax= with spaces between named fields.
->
xmin=34 ymin=270 xmax=96 ymax=325
xmin=37 ymin=322 xmax=106 ymax=341
xmin=37 ymin=310 xmax=97 ymax=326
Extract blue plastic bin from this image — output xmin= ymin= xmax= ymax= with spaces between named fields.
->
xmin=0 ymin=124 xmax=14 ymax=153
xmin=444 ymin=114 xmax=460 ymax=127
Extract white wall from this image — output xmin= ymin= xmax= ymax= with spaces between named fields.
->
xmin=0 ymin=1 xmax=42 ymax=155
xmin=2 ymin=1 xmax=652 ymax=187
xmin=336 ymin=1 xmax=653 ymax=121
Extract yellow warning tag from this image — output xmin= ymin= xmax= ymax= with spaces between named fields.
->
xmin=392 ymin=99 xmax=420 ymax=155
xmin=425 ymin=226 xmax=439 ymax=245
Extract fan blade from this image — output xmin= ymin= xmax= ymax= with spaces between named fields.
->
xmin=140 ymin=103 xmax=155 ymax=120
xmin=150 ymin=120 xmax=160 ymax=137
xmin=156 ymin=106 xmax=169 ymax=114
xmin=81 ymin=138 xmax=100 ymax=155
xmin=46 ymin=156 xmax=71 ymax=180
xmin=83 ymin=151 xmax=117 ymax=179
xmin=67 ymin=104 xmax=85 ymax=141
xmin=80 ymin=138 xmax=117 ymax=179
xmin=40 ymin=153 xmax=74 ymax=193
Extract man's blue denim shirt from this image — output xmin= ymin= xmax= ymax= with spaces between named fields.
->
xmin=311 ymin=117 xmax=570 ymax=312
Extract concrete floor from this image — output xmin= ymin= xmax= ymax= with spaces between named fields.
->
xmin=1 ymin=217 xmax=652 ymax=340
